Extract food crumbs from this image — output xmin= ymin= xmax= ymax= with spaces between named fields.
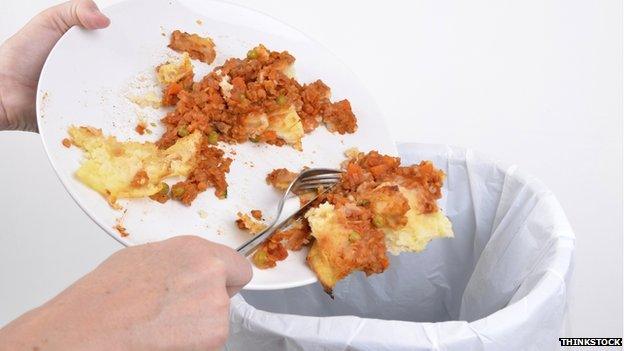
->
xmin=61 ymin=138 xmax=72 ymax=148
xmin=198 ymin=210 xmax=208 ymax=219
xmin=40 ymin=91 xmax=50 ymax=118
xmin=114 ymin=215 xmax=129 ymax=237
xmin=135 ymin=122 xmax=147 ymax=135
xmin=251 ymin=209 xmax=263 ymax=220
xmin=114 ymin=223 xmax=129 ymax=237
xmin=196 ymin=19 xmax=203 ymax=25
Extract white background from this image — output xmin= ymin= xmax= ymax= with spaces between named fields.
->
xmin=0 ymin=0 xmax=621 ymax=340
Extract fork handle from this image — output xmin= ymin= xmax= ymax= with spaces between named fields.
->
xmin=236 ymin=226 xmax=274 ymax=257
xmin=235 ymin=186 xmax=333 ymax=257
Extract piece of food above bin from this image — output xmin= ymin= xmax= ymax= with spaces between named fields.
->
xmin=66 ymin=30 xmax=358 ymax=208
xmin=251 ymin=149 xmax=454 ymax=292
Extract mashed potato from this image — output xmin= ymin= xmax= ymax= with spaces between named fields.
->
xmin=156 ymin=52 xmax=193 ymax=85
xmin=68 ymin=126 xmax=201 ymax=205
xmin=267 ymin=105 xmax=304 ymax=150
xmin=218 ymin=73 xmax=234 ymax=98
xmin=127 ymin=91 xmax=162 ymax=109
xmin=382 ymin=187 xmax=453 ymax=254
xmin=305 ymin=203 xmax=353 ymax=289
xmin=305 ymin=194 xmax=453 ymax=290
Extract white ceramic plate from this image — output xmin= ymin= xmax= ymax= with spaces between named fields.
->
xmin=37 ymin=0 xmax=397 ymax=290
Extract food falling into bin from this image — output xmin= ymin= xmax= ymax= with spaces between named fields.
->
xmin=252 ymin=149 xmax=454 ymax=292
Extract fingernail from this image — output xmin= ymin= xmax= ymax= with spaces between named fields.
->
xmin=93 ymin=13 xmax=111 ymax=28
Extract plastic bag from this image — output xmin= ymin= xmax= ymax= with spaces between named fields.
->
xmin=226 ymin=143 xmax=575 ymax=350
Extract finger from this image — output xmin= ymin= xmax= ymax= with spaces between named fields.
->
xmin=44 ymin=0 xmax=110 ymax=34
xmin=160 ymin=236 xmax=253 ymax=296
xmin=203 ymin=242 xmax=253 ymax=296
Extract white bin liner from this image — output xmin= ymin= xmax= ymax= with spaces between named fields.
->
xmin=226 ymin=143 xmax=575 ymax=351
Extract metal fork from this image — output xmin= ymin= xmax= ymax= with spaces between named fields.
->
xmin=236 ymin=168 xmax=342 ymax=257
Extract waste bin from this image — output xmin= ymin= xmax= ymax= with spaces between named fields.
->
xmin=226 ymin=143 xmax=575 ymax=351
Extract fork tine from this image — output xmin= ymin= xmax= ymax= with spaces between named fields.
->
xmin=299 ymin=168 xmax=342 ymax=177
xmin=291 ymin=169 xmax=341 ymax=193
xmin=295 ymin=181 xmax=338 ymax=192
xmin=236 ymin=168 xmax=341 ymax=257
xmin=296 ymin=180 xmax=340 ymax=190
xmin=295 ymin=172 xmax=340 ymax=189
xmin=299 ymin=174 xmax=342 ymax=182
xmin=297 ymin=179 xmax=340 ymax=187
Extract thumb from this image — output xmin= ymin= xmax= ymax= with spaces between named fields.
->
xmin=43 ymin=0 xmax=110 ymax=34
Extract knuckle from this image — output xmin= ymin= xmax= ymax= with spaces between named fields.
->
xmin=203 ymin=257 xmax=227 ymax=276
xmin=241 ymin=258 xmax=253 ymax=283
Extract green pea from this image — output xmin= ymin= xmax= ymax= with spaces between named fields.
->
xmin=349 ymin=231 xmax=361 ymax=242
xmin=172 ymin=185 xmax=185 ymax=199
xmin=357 ymin=199 xmax=370 ymax=207
xmin=208 ymin=131 xmax=219 ymax=145
xmin=247 ymin=49 xmax=258 ymax=59
xmin=158 ymin=182 xmax=169 ymax=196
xmin=373 ymin=215 xmax=385 ymax=228
xmin=276 ymin=94 xmax=287 ymax=105
xmin=254 ymin=250 xmax=268 ymax=265
xmin=177 ymin=126 xmax=189 ymax=137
